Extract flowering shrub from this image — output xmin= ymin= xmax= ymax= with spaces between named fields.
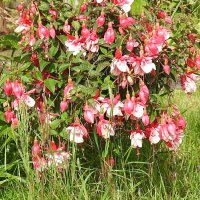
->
xmin=1 ymin=0 xmax=200 ymax=173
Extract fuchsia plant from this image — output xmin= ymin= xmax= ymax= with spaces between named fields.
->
xmin=2 ymin=0 xmax=200 ymax=172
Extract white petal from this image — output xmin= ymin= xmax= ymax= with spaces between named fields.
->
xmin=23 ymin=95 xmax=35 ymax=107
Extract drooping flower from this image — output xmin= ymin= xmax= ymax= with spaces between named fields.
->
xmin=140 ymin=56 xmax=156 ymax=74
xmin=112 ymin=0 xmax=134 ymax=13
xmin=4 ymin=108 xmax=15 ymax=123
xmin=110 ymin=48 xmax=130 ymax=75
xmin=83 ymin=103 xmax=98 ymax=124
xmin=60 ymin=100 xmax=68 ymax=112
xmin=64 ymin=78 xmax=74 ymax=99
xmin=126 ymin=36 xmax=138 ymax=52
xmin=81 ymin=23 xmax=90 ymax=38
xmin=123 ymin=94 xmax=135 ymax=115
xmin=139 ymin=82 xmax=149 ymax=104
xmin=132 ymin=102 xmax=144 ymax=119
xmin=149 ymin=126 xmax=161 ymax=144
xmin=49 ymin=8 xmax=57 ymax=20
xmin=104 ymin=22 xmax=116 ymax=44
xmin=119 ymin=16 xmax=135 ymax=28
xmin=97 ymin=11 xmax=105 ymax=27
xmin=97 ymin=116 xmax=115 ymax=139
xmin=66 ymin=119 xmax=88 ymax=143
xmin=37 ymin=23 xmax=49 ymax=40
xmin=63 ymin=21 xmax=71 ymax=34
xmin=47 ymin=141 xmax=71 ymax=167
xmin=130 ymin=130 xmax=145 ymax=148
xmin=181 ymin=74 xmax=199 ymax=94
xmin=49 ymin=25 xmax=56 ymax=39
xmin=98 ymin=94 xmax=124 ymax=117
xmin=142 ymin=113 xmax=150 ymax=126
xmin=65 ymin=36 xmax=83 ymax=55
xmin=84 ymin=29 xmax=99 ymax=53
xmin=4 ymin=79 xmax=12 ymax=96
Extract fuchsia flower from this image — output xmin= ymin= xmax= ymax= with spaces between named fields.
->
xmin=49 ymin=25 xmax=56 ymax=39
xmin=80 ymin=2 xmax=87 ymax=12
xmin=112 ymin=0 xmax=134 ymax=13
xmin=17 ymin=2 xmax=24 ymax=12
xmin=142 ymin=113 xmax=150 ymax=126
xmin=136 ymin=56 xmax=156 ymax=74
xmin=66 ymin=118 xmax=88 ymax=143
xmin=60 ymin=100 xmax=68 ymax=112
xmin=132 ymin=102 xmax=145 ymax=119
xmin=110 ymin=48 xmax=130 ymax=75
xmin=157 ymin=11 xmax=166 ymax=19
xmin=139 ymin=82 xmax=149 ymax=105
xmin=11 ymin=82 xmax=35 ymax=109
xmin=81 ymin=23 xmax=90 ymax=38
xmin=32 ymin=140 xmax=47 ymax=172
xmin=163 ymin=65 xmax=170 ymax=75
xmin=63 ymin=21 xmax=71 ymax=34
xmin=97 ymin=115 xmax=115 ymax=139
xmin=4 ymin=79 xmax=12 ymax=96
xmin=126 ymin=36 xmax=139 ymax=52
xmin=194 ymin=55 xmax=200 ymax=69
xmin=29 ymin=34 xmax=36 ymax=46
xmin=130 ymin=130 xmax=145 ymax=148
xmin=83 ymin=104 xmax=98 ymax=124
xmin=181 ymin=73 xmax=199 ymax=94
xmin=104 ymin=22 xmax=116 ymax=44
xmin=177 ymin=116 xmax=186 ymax=129
xmin=64 ymin=78 xmax=74 ymax=99
xmin=14 ymin=10 xmax=32 ymax=33
xmin=149 ymin=126 xmax=161 ymax=144
xmin=84 ymin=29 xmax=99 ymax=53
xmin=65 ymin=36 xmax=83 ymax=55
xmin=98 ymin=94 xmax=124 ymax=117
xmin=4 ymin=80 xmax=35 ymax=110
xmin=49 ymin=8 xmax=57 ymax=20
xmin=119 ymin=16 xmax=135 ymax=28
xmin=97 ymin=11 xmax=105 ymax=27
xmin=4 ymin=108 xmax=15 ymax=123
xmin=123 ymin=94 xmax=135 ymax=115
xmin=47 ymin=141 xmax=71 ymax=167
xmin=37 ymin=23 xmax=49 ymax=40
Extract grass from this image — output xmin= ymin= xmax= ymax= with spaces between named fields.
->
xmin=0 ymin=89 xmax=200 ymax=200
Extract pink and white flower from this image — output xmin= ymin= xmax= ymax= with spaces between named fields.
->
xmin=65 ymin=36 xmax=83 ymax=55
xmin=104 ymin=22 xmax=116 ymax=45
xmin=181 ymin=73 xmax=199 ymax=94
xmin=130 ymin=131 xmax=145 ymax=148
xmin=149 ymin=126 xmax=161 ymax=144
xmin=97 ymin=116 xmax=115 ymax=139
xmin=66 ymin=119 xmax=88 ymax=143
xmin=83 ymin=104 xmax=98 ymax=124
xmin=112 ymin=0 xmax=134 ymax=13
xmin=110 ymin=49 xmax=130 ymax=75
xmin=98 ymin=95 xmax=124 ymax=117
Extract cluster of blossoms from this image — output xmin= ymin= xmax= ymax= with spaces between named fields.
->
xmin=3 ymin=80 xmax=35 ymax=127
xmin=32 ymin=140 xmax=71 ymax=172
xmin=3 ymin=0 xmax=199 ymax=171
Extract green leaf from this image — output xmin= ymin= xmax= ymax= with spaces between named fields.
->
xmin=130 ymin=0 xmax=145 ymax=16
xmin=39 ymin=2 xmax=49 ymax=11
xmin=40 ymin=59 xmax=50 ymax=71
xmin=57 ymin=35 xmax=67 ymax=45
xmin=49 ymin=41 xmax=59 ymax=56
xmin=44 ymin=78 xmax=57 ymax=93
xmin=50 ymin=119 xmax=62 ymax=129
xmin=100 ymin=47 xmax=108 ymax=55
xmin=72 ymin=21 xmax=80 ymax=31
